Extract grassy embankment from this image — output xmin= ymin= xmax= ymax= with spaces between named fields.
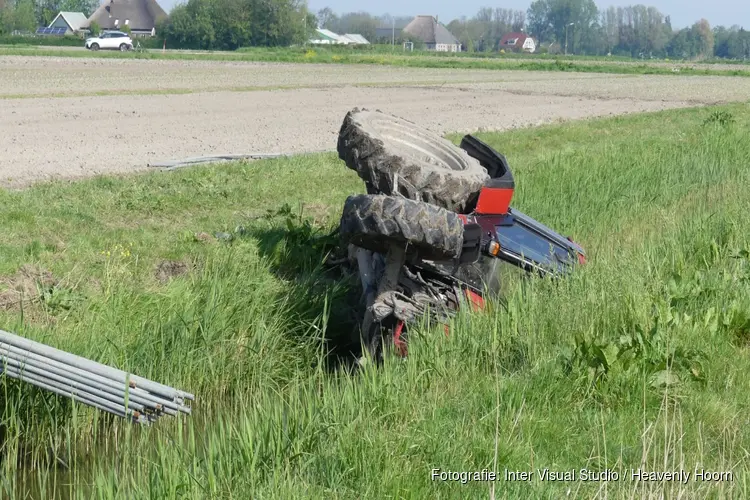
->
xmin=1 ymin=43 xmax=749 ymax=77
xmin=1 ymin=104 xmax=749 ymax=498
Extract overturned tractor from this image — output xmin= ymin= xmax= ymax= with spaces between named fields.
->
xmin=333 ymin=108 xmax=586 ymax=362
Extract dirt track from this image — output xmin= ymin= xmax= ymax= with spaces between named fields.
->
xmin=2 ymin=56 xmax=749 ymax=188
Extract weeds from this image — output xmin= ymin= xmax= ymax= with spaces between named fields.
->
xmin=562 ymin=303 xmax=706 ymax=395
xmin=703 ymin=110 xmax=737 ymax=127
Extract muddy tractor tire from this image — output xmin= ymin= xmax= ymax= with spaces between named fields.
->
xmin=339 ymin=194 xmax=464 ymax=261
xmin=337 ymin=108 xmax=490 ymax=214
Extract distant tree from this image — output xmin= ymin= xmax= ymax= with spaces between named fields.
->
xmin=335 ymin=11 xmax=378 ymax=40
xmin=377 ymin=13 xmax=411 ymax=30
xmin=13 ymin=0 xmax=36 ymax=31
xmin=527 ymin=0 xmax=553 ymax=43
xmin=580 ymin=19 xmax=605 ymax=54
xmin=694 ymin=18 xmax=714 ymax=57
xmin=600 ymin=6 xmax=619 ymax=53
xmin=316 ymin=6 xmax=337 ymax=30
xmin=159 ymin=0 xmax=312 ymax=50
xmin=0 ymin=2 xmax=13 ymax=34
xmin=720 ymin=27 xmax=750 ymax=59
xmin=666 ymin=28 xmax=691 ymax=58
xmin=512 ymin=10 xmax=526 ymax=32
xmin=35 ymin=0 xmax=60 ymax=27
xmin=446 ymin=7 xmax=527 ymax=52
xmin=526 ymin=0 xmax=599 ymax=54
xmin=60 ymin=0 xmax=99 ymax=17
xmin=666 ymin=22 xmax=711 ymax=59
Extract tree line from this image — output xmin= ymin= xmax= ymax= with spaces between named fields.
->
xmin=447 ymin=1 xmax=748 ymax=59
xmin=1 ymin=0 xmax=747 ymax=60
xmin=315 ymin=1 xmax=748 ymax=60
xmin=521 ymin=0 xmax=747 ymax=59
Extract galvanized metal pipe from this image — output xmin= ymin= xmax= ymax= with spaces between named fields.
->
xmin=0 ymin=330 xmax=194 ymax=402
xmin=1 ymin=360 xmax=148 ymax=424
xmin=0 ymin=354 xmax=148 ymax=413
xmin=0 ymin=349 xmax=168 ymax=416
xmin=0 ymin=344 xmax=187 ymax=415
xmin=147 ymin=149 xmax=335 ymax=170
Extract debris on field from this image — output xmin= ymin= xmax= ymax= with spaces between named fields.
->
xmin=154 ymin=260 xmax=189 ymax=284
xmin=0 ymin=265 xmax=58 ymax=312
xmin=193 ymin=232 xmax=214 ymax=243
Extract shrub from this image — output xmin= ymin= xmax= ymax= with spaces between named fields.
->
xmin=0 ymin=34 xmax=83 ymax=46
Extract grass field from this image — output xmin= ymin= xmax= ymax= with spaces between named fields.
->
xmin=2 ymin=44 xmax=750 ymax=78
xmin=1 ymin=104 xmax=750 ymax=498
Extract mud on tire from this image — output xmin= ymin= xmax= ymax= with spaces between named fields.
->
xmin=339 ymin=194 xmax=464 ymax=261
xmin=337 ymin=108 xmax=490 ymax=214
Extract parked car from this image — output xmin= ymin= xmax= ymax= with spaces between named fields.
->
xmin=85 ymin=31 xmax=133 ymax=51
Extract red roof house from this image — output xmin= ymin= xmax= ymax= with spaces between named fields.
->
xmin=499 ymin=32 xmax=537 ymax=53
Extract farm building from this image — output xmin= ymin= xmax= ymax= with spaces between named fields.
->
xmin=86 ymin=0 xmax=168 ymax=37
xmin=309 ymin=29 xmax=369 ymax=45
xmin=402 ymin=15 xmax=461 ymax=52
xmin=341 ymin=34 xmax=370 ymax=45
xmin=47 ymin=12 xmax=89 ymax=35
xmin=499 ymin=32 xmax=537 ymax=53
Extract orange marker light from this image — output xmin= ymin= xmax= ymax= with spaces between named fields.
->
xmin=487 ymin=241 xmax=501 ymax=256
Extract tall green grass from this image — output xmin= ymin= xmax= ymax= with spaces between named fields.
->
xmin=1 ymin=105 xmax=750 ymax=498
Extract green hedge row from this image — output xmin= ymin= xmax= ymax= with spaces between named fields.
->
xmin=0 ymin=35 xmax=84 ymax=46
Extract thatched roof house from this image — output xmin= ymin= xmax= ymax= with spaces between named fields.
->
xmin=402 ymin=15 xmax=461 ymax=52
xmin=87 ymin=0 xmax=167 ymax=36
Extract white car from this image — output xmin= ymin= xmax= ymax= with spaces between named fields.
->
xmin=85 ymin=31 xmax=133 ymax=51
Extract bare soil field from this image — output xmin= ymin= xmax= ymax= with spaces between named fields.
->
xmin=1 ymin=56 xmax=749 ymax=188
xmin=0 ymin=55 xmax=626 ymax=97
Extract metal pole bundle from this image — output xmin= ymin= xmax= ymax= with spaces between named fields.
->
xmin=0 ymin=329 xmax=194 ymax=425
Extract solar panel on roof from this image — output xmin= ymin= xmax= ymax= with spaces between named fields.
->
xmin=35 ymin=26 xmax=67 ymax=35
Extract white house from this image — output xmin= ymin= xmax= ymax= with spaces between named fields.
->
xmin=499 ymin=32 xmax=537 ymax=53
xmin=48 ymin=12 xmax=89 ymax=34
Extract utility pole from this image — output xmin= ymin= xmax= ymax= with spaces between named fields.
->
xmin=565 ymin=22 xmax=574 ymax=55
xmin=392 ymin=17 xmax=395 ymax=46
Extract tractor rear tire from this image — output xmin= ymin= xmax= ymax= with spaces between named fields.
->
xmin=339 ymin=194 xmax=464 ymax=261
xmin=337 ymin=108 xmax=490 ymax=214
